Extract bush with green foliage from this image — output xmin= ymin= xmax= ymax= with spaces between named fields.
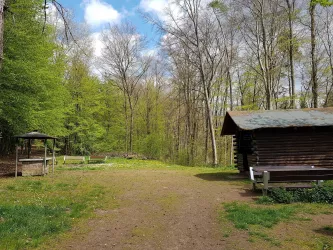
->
xmin=267 ymin=186 xmax=333 ymax=204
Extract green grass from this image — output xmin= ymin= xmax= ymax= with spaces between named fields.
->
xmin=248 ymin=231 xmax=281 ymax=246
xmin=223 ymin=202 xmax=297 ymax=229
xmin=0 ymin=157 xmax=259 ymax=249
xmin=220 ymin=201 xmax=333 ymax=248
xmin=220 ymin=202 xmax=298 ymax=247
xmin=1 ymin=157 xmax=233 ymax=249
xmin=0 ymin=175 xmax=109 ymax=249
xmin=0 ymin=205 xmax=71 ymax=248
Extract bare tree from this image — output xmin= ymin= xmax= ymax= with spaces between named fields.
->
xmin=100 ymin=22 xmax=150 ymax=153
xmin=284 ymin=0 xmax=297 ymax=108
xmin=239 ymin=0 xmax=286 ymax=110
xmin=310 ymin=0 xmax=318 ymax=107
xmin=147 ymin=0 xmax=223 ymax=165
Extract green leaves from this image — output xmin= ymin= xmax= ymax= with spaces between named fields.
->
xmin=209 ymin=0 xmax=228 ymax=13
xmin=311 ymin=0 xmax=333 ymax=7
xmin=0 ymin=0 xmax=67 ymax=139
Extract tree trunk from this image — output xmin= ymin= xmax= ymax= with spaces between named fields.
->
xmin=0 ymin=0 xmax=4 ymax=70
xmin=286 ymin=0 xmax=296 ymax=108
xmin=227 ymin=70 xmax=233 ymax=111
xmin=204 ymin=87 xmax=218 ymax=165
xmin=123 ymin=92 xmax=129 ymax=153
xmin=310 ymin=1 xmax=318 ymax=108
xmin=128 ymin=96 xmax=134 ymax=153
xmin=204 ymin=115 xmax=209 ymax=164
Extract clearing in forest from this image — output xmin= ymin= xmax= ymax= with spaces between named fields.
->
xmin=0 ymin=159 xmax=333 ymax=250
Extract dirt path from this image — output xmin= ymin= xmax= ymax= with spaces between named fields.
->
xmin=58 ymin=168 xmax=253 ymax=250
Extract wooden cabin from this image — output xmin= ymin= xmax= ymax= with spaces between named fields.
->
xmin=221 ymin=108 xmax=333 ymax=172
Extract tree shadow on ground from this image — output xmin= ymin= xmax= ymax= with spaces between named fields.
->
xmin=194 ymin=172 xmax=248 ymax=182
xmin=0 ymin=172 xmax=22 ymax=178
xmin=314 ymin=227 xmax=333 ymax=236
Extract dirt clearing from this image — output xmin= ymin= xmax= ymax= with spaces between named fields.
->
xmin=38 ymin=161 xmax=333 ymax=250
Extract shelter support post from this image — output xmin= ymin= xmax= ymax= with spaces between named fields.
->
xmin=52 ymin=139 xmax=55 ymax=175
xmin=263 ymin=171 xmax=270 ymax=196
xmin=43 ymin=139 xmax=46 ymax=175
xmin=15 ymin=144 xmax=18 ymax=178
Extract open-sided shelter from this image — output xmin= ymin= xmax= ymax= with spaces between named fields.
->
xmin=14 ymin=131 xmax=56 ymax=177
xmin=221 ymin=108 xmax=333 ymax=173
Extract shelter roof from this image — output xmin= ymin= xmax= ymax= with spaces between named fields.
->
xmin=221 ymin=108 xmax=333 ymax=135
xmin=14 ymin=131 xmax=57 ymax=139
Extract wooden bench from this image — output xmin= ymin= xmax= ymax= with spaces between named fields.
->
xmin=88 ymin=156 xmax=107 ymax=164
xmin=250 ymin=166 xmax=314 ymax=188
xmin=250 ymin=166 xmax=333 ymax=195
xmin=63 ymin=156 xmax=85 ymax=164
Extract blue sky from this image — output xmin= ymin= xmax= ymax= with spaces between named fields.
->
xmin=56 ymin=0 xmax=167 ymax=49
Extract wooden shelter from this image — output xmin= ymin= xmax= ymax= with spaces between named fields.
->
xmin=14 ymin=131 xmax=56 ymax=177
xmin=221 ymin=108 xmax=333 ymax=173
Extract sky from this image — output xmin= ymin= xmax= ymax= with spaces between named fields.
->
xmin=56 ymin=0 xmax=168 ymax=55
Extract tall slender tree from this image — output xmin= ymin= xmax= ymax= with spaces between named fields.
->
xmin=100 ymin=22 xmax=150 ymax=153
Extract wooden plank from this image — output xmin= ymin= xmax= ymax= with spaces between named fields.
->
xmin=88 ymin=156 xmax=107 ymax=163
xmin=270 ymin=173 xmax=333 ymax=182
xmin=257 ymin=159 xmax=333 ymax=163
xmin=255 ymin=152 xmax=333 ymax=156
xmin=257 ymin=156 xmax=333 ymax=161
xmin=63 ymin=156 xmax=85 ymax=164
xmin=254 ymin=142 xmax=333 ymax=147
xmin=253 ymin=165 xmax=314 ymax=171
xmin=255 ymin=136 xmax=333 ymax=142
xmin=19 ymin=158 xmax=52 ymax=162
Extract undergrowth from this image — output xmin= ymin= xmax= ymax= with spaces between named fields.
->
xmin=259 ymin=186 xmax=333 ymax=204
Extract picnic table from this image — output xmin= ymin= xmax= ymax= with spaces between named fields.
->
xmin=250 ymin=166 xmax=333 ymax=194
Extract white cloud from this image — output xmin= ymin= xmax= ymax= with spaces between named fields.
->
xmin=82 ymin=0 xmax=121 ymax=27
xmin=140 ymin=0 xmax=167 ymax=15
xmin=89 ymin=32 xmax=105 ymax=78
xmin=90 ymin=32 xmax=104 ymax=57
xmin=142 ymin=48 xmax=157 ymax=57
xmin=139 ymin=0 xmax=183 ymax=24
xmin=140 ymin=0 xmax=214 ymax=23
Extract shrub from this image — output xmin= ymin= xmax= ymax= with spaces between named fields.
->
xmin=269 ymin=188 xmax=294 ymax=204
xmin=268 ymin=186 xmax=333 ymax=204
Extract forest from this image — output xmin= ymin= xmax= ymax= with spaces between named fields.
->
xmin=0 ymin=0 xmax=333 ymax=166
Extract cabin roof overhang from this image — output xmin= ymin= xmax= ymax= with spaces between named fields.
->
xmin=221 ymin=108 xmax=333 ymax=136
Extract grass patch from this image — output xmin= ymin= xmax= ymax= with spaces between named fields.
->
xmin=0 ymin=175 xmax=110 ymax=249
xmin=0 ymin=205 xmax=71 ymax=248
xmin=57 ymin=166 xmax=106 ymax=171
xmin=220 ymin=202 xmax=300 ymax=247
xmin=223 ymin=202 xmax=297 ymax=229
xmin=248 ymin=231 xmax=281 ymax=246
xmin=220 ymin=201 xmax=333 ymax=248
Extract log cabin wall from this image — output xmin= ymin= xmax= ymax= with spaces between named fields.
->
xmin=234 ymin=131 xmax=254 ymax=172
xmin=252 ymin=126 xmax=333 ymax=168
